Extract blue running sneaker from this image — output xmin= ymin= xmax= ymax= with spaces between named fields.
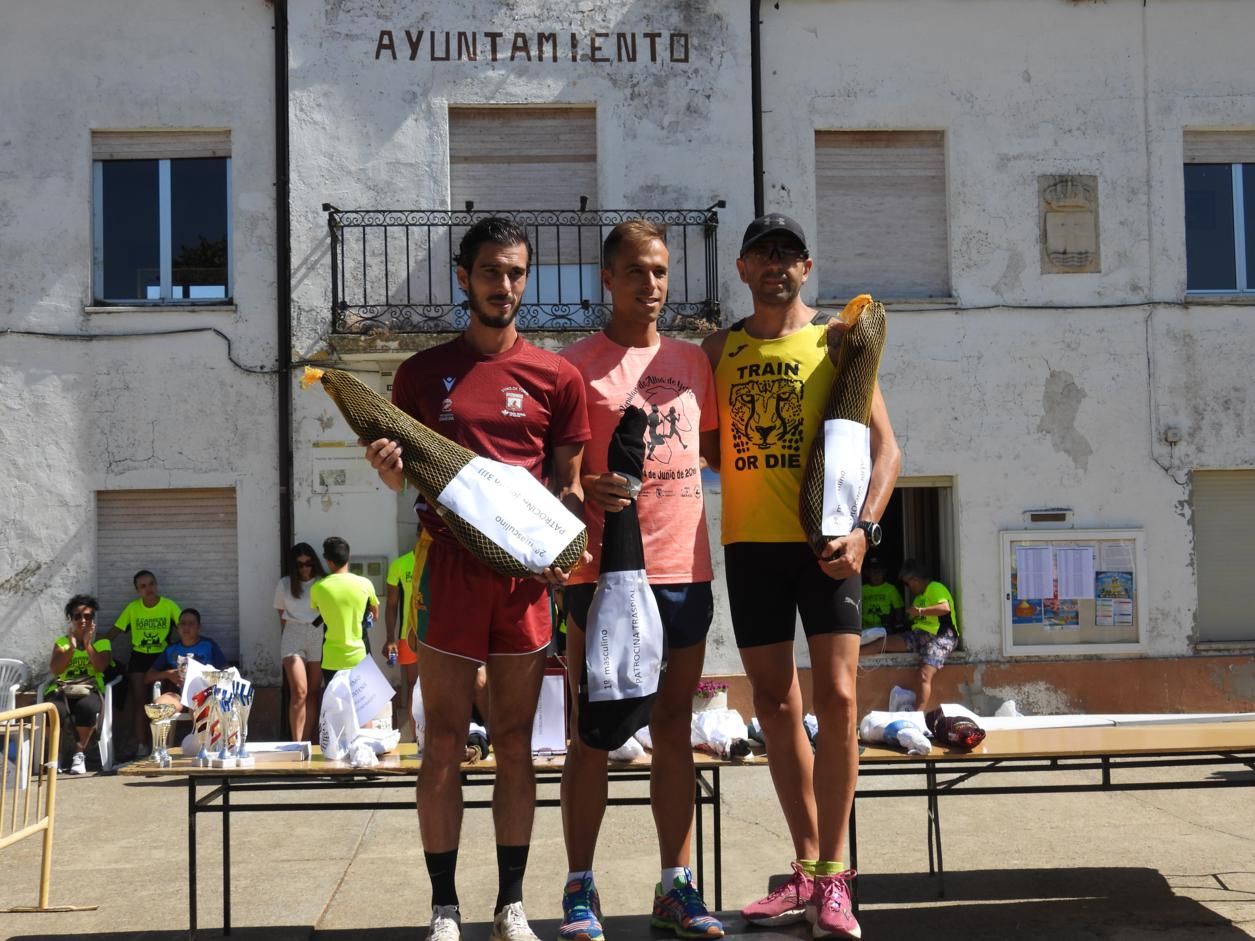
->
xmin=559 ymin=874 xmax=604 ymax=941
xmin=650 ymin=870 xmax=724 ymax=939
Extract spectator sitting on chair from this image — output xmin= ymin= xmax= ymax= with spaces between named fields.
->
xmin=144 ymin=608 xmax=227 ymax=710
xmin=866 ymin=559 xmax=959 ymax=712
xmin=46 ymin=594 xmax=112 ymax=775
xmin=858 ymin=555 xmax=905 ymax=647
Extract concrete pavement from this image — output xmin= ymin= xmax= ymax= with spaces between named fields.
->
xmin=1 ymin=759 xmax=1253 ymax=940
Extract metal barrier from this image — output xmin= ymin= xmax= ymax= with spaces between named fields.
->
xmin=0 ymin=702 xmax=96 ymax=913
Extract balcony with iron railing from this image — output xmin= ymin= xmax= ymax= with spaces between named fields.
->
xmin=324 ymin=200 xmax=724 ymax=335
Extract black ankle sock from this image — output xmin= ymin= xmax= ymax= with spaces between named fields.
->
xmin=425 ymin=848 xmax=459 ymax=909
xmin=495 ymin=843 xmax=530 ymax=913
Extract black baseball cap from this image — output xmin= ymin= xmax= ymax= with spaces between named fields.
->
xmin=740 ymin=213 xmax=809 ymax=256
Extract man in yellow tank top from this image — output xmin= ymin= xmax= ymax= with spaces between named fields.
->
xmin=702 ymin=214 xmax=901 ymax=940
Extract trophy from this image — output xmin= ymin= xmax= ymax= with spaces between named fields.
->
xmin=209 ymin=686 xmax=237 ymax=768
xmin=232 ymin=682 xmax=255 ymax=768
xmin=193 ymin=669 xmax=227 ymax=767
xmin=143 ymin=702 xmax=178 ymax=767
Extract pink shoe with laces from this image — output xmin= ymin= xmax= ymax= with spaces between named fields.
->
xmin=741 ymin=861 xmax=813 ymax=926
xmin=807 ymin=870 xmax=860 ymax=939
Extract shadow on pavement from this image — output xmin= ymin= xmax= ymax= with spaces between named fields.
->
xmin=6 ymin=870 xmax=1253 ymax=941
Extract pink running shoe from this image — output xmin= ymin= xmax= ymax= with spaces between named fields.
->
xmin=807 ymin=870 xmax=860 ymax=939
xmin=741 ymin=861 xmax=813 ymax=926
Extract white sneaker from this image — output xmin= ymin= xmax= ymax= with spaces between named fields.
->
xmin=860 ymin=627 xmax=887 ymax=647
xmin=69 ymin=752 xmax=87 ymax=775
xmin=425 ymin=904 xmax=461 ymax=941
xmin=490 ymin=901 xmax=540 ymax=941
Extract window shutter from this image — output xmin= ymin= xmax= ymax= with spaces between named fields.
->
xmin=1184 ymin=131 xmax=1255 ymax=165
xmin=1193 ymin=471 xmax=1255 ymax=642
xmin=814 ymin=130 xmax=949 ymax=300
xmin=92 ymin=129 xmax=231 ymax=161
xmin=448 ymin=108 xmax=597 ymax=210
xmin=96 ymin=488 xmax=241 ymax=663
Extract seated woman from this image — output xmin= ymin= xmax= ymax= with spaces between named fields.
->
xmin=46 ymin=594 xmax=113 ymax=775
xmin=144 ymin=608 xmax=228 ymax=710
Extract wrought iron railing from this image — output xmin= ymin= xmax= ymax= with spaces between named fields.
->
xmin=325 ymin=202 xmax=723 ymax=334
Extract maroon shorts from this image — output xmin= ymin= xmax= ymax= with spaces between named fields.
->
xmin=422 ymin=539 xmax=551 ymax=663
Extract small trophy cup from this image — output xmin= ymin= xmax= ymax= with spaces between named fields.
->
xmin=143 ymin=702 xmax=178 ymax=767
xmin=233 ymin=682 xmax=255 ymax=768
xmin=209 ymin=686 xmax=237 ymax=768
xmin=194 ymin=670 xmax=227 ymax=767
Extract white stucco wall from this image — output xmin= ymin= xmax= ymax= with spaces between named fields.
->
xmin=0 ymin=1 xmax=282 ymax=680
xmin=286 ymin=0 xmax=754 ymax=573
xmin=756 ymin=0 xmax=1255 ymax=666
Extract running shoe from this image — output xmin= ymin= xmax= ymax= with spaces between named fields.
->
xmin=559 ymin=874 xmax=604 ymax=941
xmin=651 ymin=870 xmax=724 ymax=938
xmin=69 ymin=751 xmax=87 ymax=775
xmin=426 ymin=905 xmax=461 ymax=941
xmin=491 ymin=901 xmax=541 ymax=941
xmin=741 ymin=861 xmax=812 ymax=926
xmin=859 ymin=627 xmax=887 ymax=647
xmin=807 ymin=870 xmax=860 ymax=939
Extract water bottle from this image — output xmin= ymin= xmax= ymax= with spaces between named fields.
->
xmin=387 ymin=648 xmax=398 ymax=667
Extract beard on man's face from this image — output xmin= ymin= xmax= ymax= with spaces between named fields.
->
xmin=466 ymin=281 xmax=522 ymax=329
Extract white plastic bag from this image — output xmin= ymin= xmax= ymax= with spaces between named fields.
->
xmin=410 ymin=674 xmax=425 ymax=752
xmin=320 ymin=671 xmax=359 ymax=761
xmin=691 ymin=708 xmax=749 ymax=758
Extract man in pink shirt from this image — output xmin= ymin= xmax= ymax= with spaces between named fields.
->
xmin=558 ymin=221 xmax=723 ymax=941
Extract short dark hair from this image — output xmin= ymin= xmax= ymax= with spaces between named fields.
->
xmin=65 ymin=594 xmax=99 ymax=620
xmin=899 ymin=558 xmax=933 ymax=583
xmin=133 ymin=569 xmax=156 ymax=587
xmin=323 ymin=536 xmax=351 ymax=567
xmin=603 ymin=219 xmax=668 ymax=270
xmin=179 ymin=608 xmax=201 ymax=625
xmin=456 ymin=217 xmax=532 ymax=271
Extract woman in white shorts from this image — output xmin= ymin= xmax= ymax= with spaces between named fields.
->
xmin=274 ymin=542 xmax=326 ymax=740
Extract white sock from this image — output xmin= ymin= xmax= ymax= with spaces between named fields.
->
xmin=662 ymin=866 xmax=688 ymax=888
xmin=566 ymin=870 xmax=593 ymax=886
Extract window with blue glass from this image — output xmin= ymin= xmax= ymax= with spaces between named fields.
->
xmin=93 ymin=148 xmax=230 ymax=304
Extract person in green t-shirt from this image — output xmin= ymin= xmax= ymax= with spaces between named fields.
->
xmin=309 ymin=536 xmax=379 ymax=684
xmin=47 ymin=594 xmax=113 ymax=774
xmin=866 ymin=559 xmax=959 ymax=711
xmin=104 ymin=569 xmax=181 ymax=758
xmin=858 ymin=556 xmax=904 ymax=646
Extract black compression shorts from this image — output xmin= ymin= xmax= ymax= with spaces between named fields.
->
xmin=723 ymin=542 xmax=862 ymax=648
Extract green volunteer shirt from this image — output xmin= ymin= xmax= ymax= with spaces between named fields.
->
xmin=309 ymin=571 xmax=379 ymax=672
xmin=46 ymin=636 xmax=112 ymax=695
xmin=911 ymin=581 xmax=958 ymax=636
xmin=862 ymin=582 xmax=904 ymax=628
xmin=385 ymin=551 xmax=416 ymax=641
xmin=115 ymin=596 xmax=182 ymax=653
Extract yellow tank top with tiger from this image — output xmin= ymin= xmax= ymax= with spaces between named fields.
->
xmin=715 ymin=321 xmax=836 ymax=544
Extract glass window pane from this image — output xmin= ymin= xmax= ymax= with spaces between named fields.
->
xmin=1244 ymin=164 xmax=1255 ymax=290
xmin=1184 ymin=164 xmax=1236 ymax=291
xmin=101 ymin=160 xmax=159 ymax=300
xmin=171 ymin=158 xmax=229 ymax=299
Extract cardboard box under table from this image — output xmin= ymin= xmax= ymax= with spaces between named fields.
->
xmin=850 ymin=719 xmax=1255 ymax=906
xmin=119 ymin=745 xmax=733 ymax=939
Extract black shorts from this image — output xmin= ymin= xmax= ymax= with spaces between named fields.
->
xmin=724 ymin=542 xmax=862 ymax=648
xmin=564 ymin=581 xmax=713 ymax=652
xmin=126 ymin=650 xmax=162 ymax=675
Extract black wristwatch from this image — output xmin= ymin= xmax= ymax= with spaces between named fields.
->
xmin=855 ymin=520 xmax=882 ymax=547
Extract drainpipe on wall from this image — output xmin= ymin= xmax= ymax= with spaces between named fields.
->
xmin=274 ymin=0 xmax=294 ymax=562
xmin=750 ymin=0 xmax=765 ymax=216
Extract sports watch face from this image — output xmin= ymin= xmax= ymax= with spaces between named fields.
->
xmin=857 ymin=521 xmax=883 ymax=546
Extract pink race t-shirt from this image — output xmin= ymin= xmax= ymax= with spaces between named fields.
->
xmin=561 ymin=332 xmax=717 ymax=585
xmin=392 ymin=334 xmax=590 ymax=546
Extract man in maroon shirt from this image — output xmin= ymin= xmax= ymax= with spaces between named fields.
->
xmin=365 ymin=218 xmax=590 ymax=941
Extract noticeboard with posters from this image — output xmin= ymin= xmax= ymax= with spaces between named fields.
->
xmin=1001 ymin=529 xmax=1145 ymax=656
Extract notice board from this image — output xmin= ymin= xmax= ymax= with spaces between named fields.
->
xmin=1001 ymin=529 xmax=1144 ymax=655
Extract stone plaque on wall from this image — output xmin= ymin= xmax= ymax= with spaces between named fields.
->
xmin=1040 ymin=174 xmax=1100 ymax=274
